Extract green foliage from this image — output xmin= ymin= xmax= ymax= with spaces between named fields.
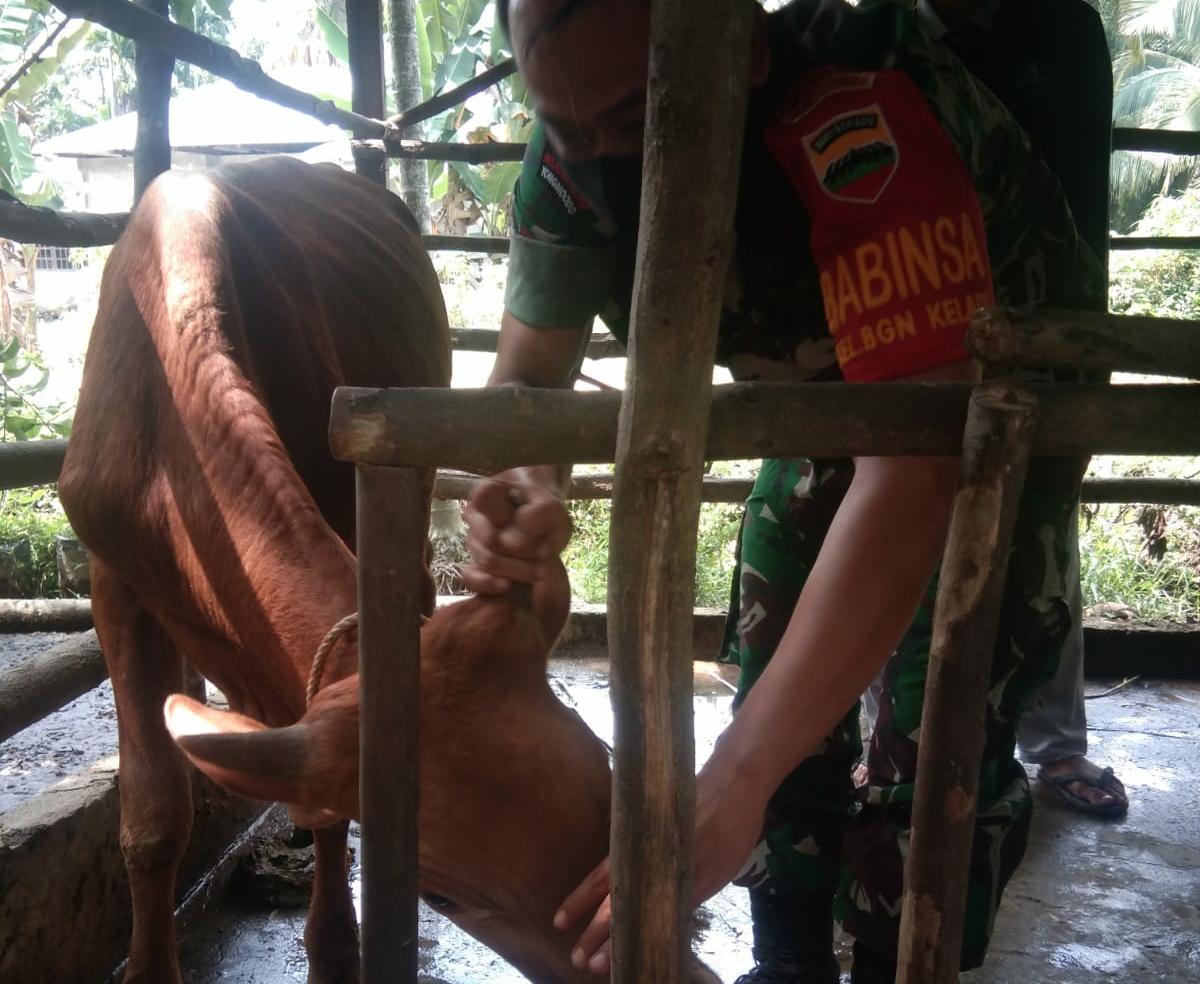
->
xmin=1080 ymin=502 xmax=1200 ymax=620
xmin=0 ymin=484 xmax=72 ymax=598
xmin=1102 ymin=0 xmax=1200 ymax=229
xmin=1109 ymin=185 xmax=1200 ymax=318
xmin=563 ymin=499 xmax=742 ymax=609
xmin=0 ymin=336 xmax=72 ymax=441
xmin=314 ymin=0 xmax=531 ymax=233
xmin=416 ymin=0 xmax=531 ymax=233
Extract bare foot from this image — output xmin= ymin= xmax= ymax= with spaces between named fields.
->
xmin=1037 ymin=755 xmax=1128 ymax=815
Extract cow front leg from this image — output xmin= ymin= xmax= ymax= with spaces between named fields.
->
xmin=93 ymin=564 xmax=194 ymax=984
xmin=304 ymin=820 xmax=360 ymax=984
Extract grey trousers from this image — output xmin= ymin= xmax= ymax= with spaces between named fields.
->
xmin=1015 ymin=509 xmax=1088 ymax=764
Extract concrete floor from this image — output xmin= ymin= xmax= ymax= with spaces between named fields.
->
xmin=168 ymin=658 xmax=1199 ymax=984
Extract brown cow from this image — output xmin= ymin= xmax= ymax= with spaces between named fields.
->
xmin=59 ymin=157 xmax=718 ymax=983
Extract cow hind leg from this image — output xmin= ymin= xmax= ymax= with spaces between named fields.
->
xmin=304 ymin=820 xmax=360 ymax=983
xmin=93 ymin=563 xmax=194 ymax=984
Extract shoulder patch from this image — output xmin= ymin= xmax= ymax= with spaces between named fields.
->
xmin=804 ymin=104 xmax=898 ymax=204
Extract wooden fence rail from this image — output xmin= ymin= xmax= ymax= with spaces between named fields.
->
xmin=967 ymin=308 xmax=1200 ymax=379
xmin=1 ymin=436 xmax=1196 ymax=505
xmin=0 ymin=630 xmax=104 ymax=743
xmin=330 ymin=382 xmax=1200 ymax=472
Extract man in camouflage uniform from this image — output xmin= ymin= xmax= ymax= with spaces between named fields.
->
xmin=463 ymin=1 xmax=1105 ymax=981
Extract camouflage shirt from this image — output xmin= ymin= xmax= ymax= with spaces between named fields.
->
xmin=505 ymin=0 xmax=1104 ymax=382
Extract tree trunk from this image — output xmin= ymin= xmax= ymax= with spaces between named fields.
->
xmin=388 ymin=0 xmax=430 ymax=231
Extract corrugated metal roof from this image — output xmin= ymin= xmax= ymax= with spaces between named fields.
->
xmin=37 ymin=78 xmax=347 ymax=158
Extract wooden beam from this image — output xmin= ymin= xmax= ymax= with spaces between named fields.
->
xmin=1111 ymin=127 xmax=1200 ymax=155
xmin=605 ymin=1 xmax=753 ymax=980
xmin=0 ymin=202 xmax=127 ymax=246
xmin=1082 ymin=477 xmax=1200 ymax=505
xmin=0 ymin=599 xmax=93 ymax=633
xmin=347 ymin=0 xmax=386 ymax=186
xmin=897 ymin=383 xmax=1039 ymax=984
xmin=50 ymin=0 xmax=387 ymax=135
xmin=1110 ymin=235 xmax=1200 ymax=250
xmin=132 ymin=0 xmax=172 ymax=201
xmin=967 ymin=308 xmax=1200 ymax=379
xmin=356 ymin=465 xmax=426 ymax=984
xmin=0 ymin=439 xmax=69 ymax=489
xmin=328 ymin=382 xmax=1200 ymax=470
xmin=0 ymin=630 xmax=104 ymax=743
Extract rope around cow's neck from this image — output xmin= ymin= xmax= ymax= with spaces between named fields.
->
xmin=306 ymin=612 xmax=359 ymax=707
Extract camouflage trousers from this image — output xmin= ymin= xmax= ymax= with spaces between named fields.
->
xmin=723 ymin=454 xmax=1084 ymax=970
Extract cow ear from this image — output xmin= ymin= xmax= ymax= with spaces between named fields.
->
xmin=163 ymin=694 xmax=316 ymax=808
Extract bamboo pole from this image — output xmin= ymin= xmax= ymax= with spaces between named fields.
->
xmin=1109 ymin=235 xmax=1200 ymax=250
xmin=604 ymin=1 xmax=752 ymax=980
xmin=967 ymin=308 xmax=1200 ymax=379
xmin=434 ymin=470 xmax=755 ymax=504
xmin=433 ymin=471 xmax=1200 ymax=507
xmin=51 ymin=0 xmax=387 ymax=135
xmin=388 ymin=58 xmax=516 ymax=130
xmin=0 ymin=202 xmax=127 ymax=246
xmin=132 ymin=0 xmax=172 ymax=201
xmin=0 ymin=17 xmax=72 ymax=102
xmin=329 ymin=382 xmax=1200 ymax=470
xmin=356 ymin=465 xmax=426 ymax=984
xmin=366 ymin=138 xmax=526 ymax=162
xmin=422 ymin=233 xmax=509 ymax=252
xmin=449 ymin=326 xmax=622 ymax=359
xmin=0 ymin=443 xmax=1180 ymax=507
xmin=347 ymin=0 xmax=387 ymax=186
xmin=897 ymin=383 xmax=1039 ymax=984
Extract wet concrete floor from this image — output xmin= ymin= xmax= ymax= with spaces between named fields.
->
xmin=170 ymin=658 xmax=1199 ymax=984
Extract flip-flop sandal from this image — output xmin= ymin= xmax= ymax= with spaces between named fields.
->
xmin=1037 ymin=765 xmax=1128 ymax=818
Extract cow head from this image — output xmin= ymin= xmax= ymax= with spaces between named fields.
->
xmin=164 ymin=592 xmax=719 ymax=983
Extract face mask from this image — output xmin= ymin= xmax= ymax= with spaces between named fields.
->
xmin=599 ymin=154 xmax=645 ymax=233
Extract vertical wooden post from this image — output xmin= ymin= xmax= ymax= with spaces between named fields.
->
xmin=606 ymin=2 xmax=752 ymax=982
xmin=897 ymin=382 xmax=1039 ymax=984
xmin=347 ymin=0 xmax=387 ymax=186
xmin=133 ymin=0 xmax=172 ymax=201
xmin=357 ymin=465 xmax=426 ymax=984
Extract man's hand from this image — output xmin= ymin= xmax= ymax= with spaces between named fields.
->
xmin=462 ymin=468 xmax=572 ymax=593
xmin=553 ymin=748 xmax=771 ymax=974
